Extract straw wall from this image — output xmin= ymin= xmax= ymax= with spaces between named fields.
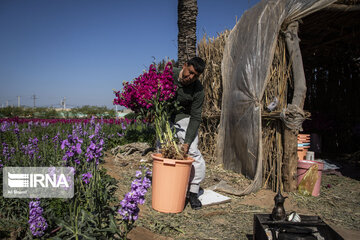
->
xmin=261 ymin=35 xmax=292 ymax=192
xmin=197 ymin=31 xmax=230 ymax=161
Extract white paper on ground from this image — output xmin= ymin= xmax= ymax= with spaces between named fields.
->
xmin=198 ymin=189 xmax=231 ymax=206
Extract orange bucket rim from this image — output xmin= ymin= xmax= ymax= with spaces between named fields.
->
xmin=151 ymin=153 xmax=194 ymax=164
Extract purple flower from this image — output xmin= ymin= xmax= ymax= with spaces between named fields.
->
xmin=31 ymin=137 xmax=38 ymax=145
xmin=66 ymin=151 xmax=74 ymax=158
xmin=95 ymin=123 xmax=101 ymax=135
xmin=75 ymin=143 xmax=82 ymax=154
xmin=61 ymin=134 xmax=83 ymax=164
xmin=21 ymin=137 xmax=39 ymax=160
xmin=85 ymin=137 xmax=103 ymax=165
xmin=0 ymin=121 xmax=10 ymax=132
xmin=2 ymin=143 xmax=14 ymax=163
xmin=89 ymin=142 xmax=96 ymax=150
xmin=90 ymin=116 xmax=96 ymax=125
xmin=14 ymin=123 xmax=20 ymax=135
xmin=28 ymin=200 xmax=48 ymax=237
xmin=41 ymin=122 xmax=49 ymax=127
xmin=117 ymin=167 xmax=151 ymax=222
xmin=135 ymin=171 xmax=142 ymax=178
xmin=52 ymin=132 xmax=60 ymax=146
xmin=61 ymin=139 xmax=69 ymax=150
xmin=82 ymin=172 xmax=93 ymax=184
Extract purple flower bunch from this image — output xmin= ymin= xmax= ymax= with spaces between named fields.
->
xmin=1 ymin=142 xmax=15 ymax=166
xmin=94 ymin=122 xmax=101 ymax=136
xmin=85 ymin=135 xmax=104 ymax=165
xmin=24 ymin=123 xmax=32 ymax=133
xmin=29 ymin=200 xmax=48 ymax=237
xmin=14 ymin=123 xmax=20 ymax=135
xmin=118 ymin=167 xmax=151 ymax=222
xmin=0 ymin=121 xmax=10 ymax=132
xmin=40 ymin=122 xmax=50 ymax=127
xmin=21 ymin=137 xmax=39 ymax=160
xmin=84 ymin=118 xmax=104 ymax=165
xmin=72 ymin=123 xmax=85 ymax=137
xmin=113 ymin=62 xmax=177 ymax=112
xmin=60 ymin=134 xmax=83 ymax=164
xmin=82 ymin=171 xmax=93 ymax=184
xmin=52 ymin=132 xmax=61 ymax=147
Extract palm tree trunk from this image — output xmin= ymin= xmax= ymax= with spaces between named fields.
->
xmin=178 ymin=0 xmax=198 ymax=66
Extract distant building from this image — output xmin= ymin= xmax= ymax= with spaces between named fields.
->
xmin=116 ymin=108 xmax=132 ymax=118
xmin=54 ymin=107 xmax=71 ymax=112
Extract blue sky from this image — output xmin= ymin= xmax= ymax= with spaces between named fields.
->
xmin=0 ymin=0 xmax=258 ymax=109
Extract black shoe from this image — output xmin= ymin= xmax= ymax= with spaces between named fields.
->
xmin=188 ymin=192 xmax=202 ymax=210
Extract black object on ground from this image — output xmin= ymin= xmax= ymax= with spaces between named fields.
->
xmin=253 ymin=214 xmax=344 ymax=240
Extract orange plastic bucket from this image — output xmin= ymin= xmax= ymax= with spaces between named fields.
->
xmin=151 ymin=153 xmax=194 ymax=213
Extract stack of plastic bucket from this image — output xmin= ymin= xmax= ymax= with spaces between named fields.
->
xmin=297 ymin=134 xmax=310 ymax=160
xmin=297 ymin=134 xmax=324 ymax=196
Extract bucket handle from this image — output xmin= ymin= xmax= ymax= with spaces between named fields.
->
xmin=163 ymin=159 xmax=176 ymax=166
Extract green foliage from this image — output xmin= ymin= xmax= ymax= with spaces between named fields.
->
xmin=0 ymin=106 xmax=117 ymax=119
xmin=47 ymin=168 xmax=121 ymax=239
xmin=122 ymin=124 xmax=156 ymax=146
xmin=0 ymin=107 xmax=31 ymax=118
xmin=124 ymin=112 xmax=137 ymax=120
xmin=104 ymin=122 xmax=156 ymax=150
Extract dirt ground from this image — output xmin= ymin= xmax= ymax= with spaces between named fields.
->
xmin=103 ymin=144 xmax=360 ymax=240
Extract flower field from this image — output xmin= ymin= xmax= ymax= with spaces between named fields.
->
xmin=0 ymin=117 xmax=154 ymax=239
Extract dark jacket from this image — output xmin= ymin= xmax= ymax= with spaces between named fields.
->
xmin=172 ymin=67 xmax=204 ymax=145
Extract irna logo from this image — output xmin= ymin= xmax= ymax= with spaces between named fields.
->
xmin=3 ymin=167 xmax=74 ymax=198
xmin=7 ymin=172 xmax=69 ymax=188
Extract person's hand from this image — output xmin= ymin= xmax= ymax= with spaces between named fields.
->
xmin=181 ymin=143 xmax=190 ymax=158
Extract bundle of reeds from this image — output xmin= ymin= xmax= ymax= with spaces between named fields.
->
xmin=197 ymin=30 xmax=230 ymax=161
xmin=261 ymin=35 xmax=292 ymax=192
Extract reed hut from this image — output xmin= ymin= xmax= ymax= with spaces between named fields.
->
xmin=198 ymin=0 xmax=359 ymax=194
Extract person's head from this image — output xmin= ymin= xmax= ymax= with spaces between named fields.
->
xmin=181 ymin=57 xmax=206 ymax=85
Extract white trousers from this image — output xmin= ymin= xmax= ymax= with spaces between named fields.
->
xmin=174 ymin=117 xmax=206 ymax=194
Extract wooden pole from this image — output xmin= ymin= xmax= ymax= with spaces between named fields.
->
xmin=283 ymin=21 xmax=307 ymax=192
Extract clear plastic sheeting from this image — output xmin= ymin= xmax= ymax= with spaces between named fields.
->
xmin=217 ymin=0 xmax=336 ymax=195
